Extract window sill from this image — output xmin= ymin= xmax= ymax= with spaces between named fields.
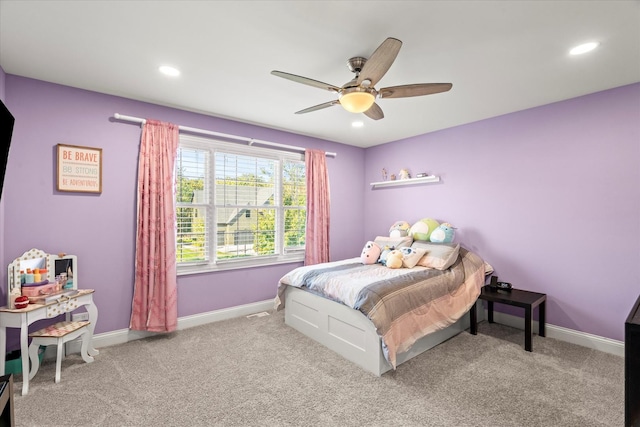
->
xmin=177 ymin=254 xmax=304 ymax=276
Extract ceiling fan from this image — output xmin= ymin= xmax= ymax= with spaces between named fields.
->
xmin=271 ymin=37 xmax=452 ymax=120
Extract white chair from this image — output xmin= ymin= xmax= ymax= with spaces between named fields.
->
xmin=28 ymin=320 xmax=94 ymax=383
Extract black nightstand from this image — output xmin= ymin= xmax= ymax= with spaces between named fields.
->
xmin=625 ymin=294 xmax=640 ymax=427
xmin=471 ymin=286 xmax=547 ymax=352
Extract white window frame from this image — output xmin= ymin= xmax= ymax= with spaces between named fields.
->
xmin=176 ymin=134 xmax=305 ymax=275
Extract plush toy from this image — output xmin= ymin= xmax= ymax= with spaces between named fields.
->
xmin=389 ymin=220 xmax=411 ymax=237
xmin=378 ymin=245 xmax=395 ymax=266
xmin=409 ymin=218 xmax=440 ymax=241
xmin=360 ymin=241 xmax=381 ymax=265
xmin=430 ymin=223 xmax=456 ymax=243
xmin=399 ymin=246 xmax=426 ymax=268
xmin=399 ymin=169 xmax=411 ymax=180
xmin=385 ymin=250 xmax=404 ymax=269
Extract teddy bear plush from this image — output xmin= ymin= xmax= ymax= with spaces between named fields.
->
xmin=360 ymin=241 xmax=381 ymax=265
xmin=385 ymin=250 xmax=404 ymax=269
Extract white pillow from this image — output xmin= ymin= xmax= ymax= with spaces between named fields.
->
xmin=400 ymin=247 xmax=427 ymax=268
xmin=374 ymin=235 xmax=413 ymax=250
xmin=412 ymin=242 xmax=460 ymax=270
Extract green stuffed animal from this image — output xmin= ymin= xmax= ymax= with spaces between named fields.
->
xmin=409 ymin=218 xmax=440 ymax=241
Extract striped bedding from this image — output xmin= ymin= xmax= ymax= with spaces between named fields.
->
xmin=275 ymin=247 xmax=487 ymax=368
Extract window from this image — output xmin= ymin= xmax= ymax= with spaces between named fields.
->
xmin=175 ymin=134 xmax=306 ymax=273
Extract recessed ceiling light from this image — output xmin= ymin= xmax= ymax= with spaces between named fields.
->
xmin=159 ymin=65 xmax=180 ymax=77
xmin=351 ymin=121 xmax=364 ymax=128
xmin=570 ymin=42 xmax=599 ymax=56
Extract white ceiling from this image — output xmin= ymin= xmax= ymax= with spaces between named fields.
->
xmin=1 ymin=1 xmax=638 ymax=148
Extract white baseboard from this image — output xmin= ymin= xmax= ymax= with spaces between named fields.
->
xmin=62 ymin=300 xmax=624 ymax=359
xmin=483 ymin=309 xmax=624 ymax=357
xmin=63 ymin=299 xmax=274 ymax=356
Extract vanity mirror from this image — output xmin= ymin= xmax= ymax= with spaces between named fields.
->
xmin=6 ymin=248 xmax=78 ymax=306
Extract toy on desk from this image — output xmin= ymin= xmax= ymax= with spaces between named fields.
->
xmin=14 ymin=296 xmax=29 ymax=309
xmin=24 ymin=269 xmax=34 ymax=284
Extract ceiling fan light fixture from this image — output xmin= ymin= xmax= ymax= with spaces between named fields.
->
xmin=569 ymin=42 xmax=599 ymax=56
xmin=272 ymin=37 xmax=452 ymax=120
xmin=340 ymin=90 xmax=375 ymax=113
xmin=159 ymin=65 xmax=180 ymax=77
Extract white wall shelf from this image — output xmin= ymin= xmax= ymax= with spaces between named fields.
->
xmin=370 ymin=175 xmax=440 ymax=188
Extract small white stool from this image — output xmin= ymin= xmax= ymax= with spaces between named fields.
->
xmin=28 ymin=320 xmax=94 ymax=383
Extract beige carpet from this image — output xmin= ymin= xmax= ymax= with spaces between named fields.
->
xmin=12 ymin=311 xmax=624 ymax=426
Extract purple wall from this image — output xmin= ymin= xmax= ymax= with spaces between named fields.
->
xmin=364 ymin=83 xmax=640 ymax=342
xmin=2 ymin=73 xmax=637 ymax=347
xmin=1 ymin=76 xmax=365 ymax=340
xmin=0 ymin=65 xmax=6 ymax=289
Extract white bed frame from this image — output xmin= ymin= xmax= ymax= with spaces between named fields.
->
xmin=284 ymin=286 xmax=477 ymax=376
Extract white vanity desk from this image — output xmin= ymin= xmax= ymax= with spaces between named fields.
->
xmin=0 ymin=248 xmax=99 ymax=395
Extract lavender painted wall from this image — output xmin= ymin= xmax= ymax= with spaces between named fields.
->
xmin=0 ymin=65 xmax=6 ymax=290
xmin=2 ymin=72 xmax=637 ymax=349
xmin=364 ymin=83 xmax=640 ymax=342
xmin=1 ymin=76 xmax=365 ymax=342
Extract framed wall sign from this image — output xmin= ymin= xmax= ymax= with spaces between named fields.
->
xmin=56 ymin=144 xmax=102 ymax=193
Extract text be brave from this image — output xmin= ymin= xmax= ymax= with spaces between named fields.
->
xmin=62 ymin=150 xmax=98 ymax=163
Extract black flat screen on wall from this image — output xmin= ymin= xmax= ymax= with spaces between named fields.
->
xmin=0 ymin=99 xmax=15 ymax=203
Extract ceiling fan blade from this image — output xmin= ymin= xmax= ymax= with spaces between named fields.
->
xmin=363 ymin=103 xmax=384 ymax=120
xmin=295 ymin=100 xmax=340 ymax=115
xmin=379 ymin=83 xmax=453 ymax=99
xmin=271 ymin=71 xmax=340 ymax=93
xmin=357 ymin=38 xmax=402 ymax=87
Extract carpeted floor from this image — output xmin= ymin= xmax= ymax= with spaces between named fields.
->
xmin=12 ymin=311 xmax=624 ymax=426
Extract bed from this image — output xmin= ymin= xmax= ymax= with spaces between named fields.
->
xmin=275 ymin=240 xmax=489 ymax=376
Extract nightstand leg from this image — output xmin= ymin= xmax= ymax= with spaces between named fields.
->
xmin=488 ymin=301 xmax=494 ymax=323
xmin=469 ymin=302 xmax=477 ymax=335
xmin=525 ymin=306 xmax=532 ymax=352
xmin=539 ymin=301 xmax=546 ymax=337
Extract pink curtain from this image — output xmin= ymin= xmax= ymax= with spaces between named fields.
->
xmin=304 ymin=149 xmax=330 ymax=265
xmin=130 ymin=119 xmax=179 ymax=332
